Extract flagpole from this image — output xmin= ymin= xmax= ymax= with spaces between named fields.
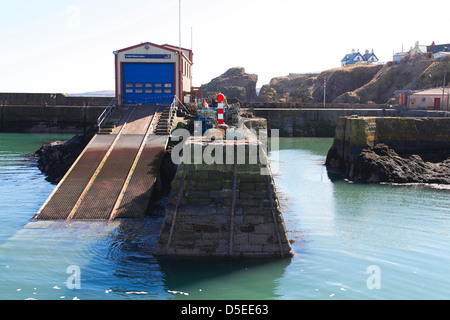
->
xmin=179 ymin=0 xmax=181 ymax=54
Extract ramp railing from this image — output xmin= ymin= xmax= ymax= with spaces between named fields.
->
xmin=97 ymin=98 xmax=116 ymax=129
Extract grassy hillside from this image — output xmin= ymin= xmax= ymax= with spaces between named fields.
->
xmin=259 ymin=55 xmax=450 ymax=104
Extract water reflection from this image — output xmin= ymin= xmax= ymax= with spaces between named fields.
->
xmin=157 ymin=256 xmax=291 ymax=300
xmin=100 ymin=218 xmax=292 ymax=300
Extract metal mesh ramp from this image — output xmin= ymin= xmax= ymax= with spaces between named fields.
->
xmin=34 ymin=134 xmax=117 ymax=220
xmin=70 ymin=134 xmax=144 ymax=220
xmin=34 ymin=105 xmax=169 ymax=221
xmin=112 ymin=134 xmax=168 ymax=219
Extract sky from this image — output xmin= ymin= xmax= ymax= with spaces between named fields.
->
xmin=1 ymin=0 xmax=450 ymax=94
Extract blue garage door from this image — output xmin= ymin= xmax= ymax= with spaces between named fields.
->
xmin=123 ymin=63 xmax=175 ymax=105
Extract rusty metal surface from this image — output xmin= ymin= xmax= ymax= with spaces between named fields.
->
xmin=70 ymin=134 xmax=144 ymax=220
xmin=113 ymin=134 xmax=168 ymax=219
xmin=34 ymin=105 xmax=169 ymax=220
xmin=121 ymin=106 xmax=157 ymax=135
xmin=35 ymin=134 xmax=116 ymax=220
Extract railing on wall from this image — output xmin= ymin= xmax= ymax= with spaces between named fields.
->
xmin=97 ymin=98 xmax=116 ymax=129
xmin=168 ymin=97 xmax=177 ymax=129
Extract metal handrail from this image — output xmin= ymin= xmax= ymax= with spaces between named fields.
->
xmin=167 ymin=96 xmax=177 ymax=129
xmin=174 ymin=95 xmax=191 ymax=114
xmin=97 ymin=98 xmax=116 ymax=128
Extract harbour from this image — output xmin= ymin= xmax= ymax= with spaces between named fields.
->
xmin=1 ymin=134 xmax=449 ymax=299
xmin=2 ymin=1 xmax=450 ymax=303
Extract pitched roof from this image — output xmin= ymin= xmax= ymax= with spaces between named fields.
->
xmin=362 ymin=52 xmax=378 ymax=61
xmin=427 ymin=43 xmax=450 ymax=54
xmin=341 ymin=52 xmax=363 ymax=62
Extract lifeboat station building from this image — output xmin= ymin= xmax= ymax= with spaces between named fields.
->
xmin=114 ymin=42 xmax=193 ymax=106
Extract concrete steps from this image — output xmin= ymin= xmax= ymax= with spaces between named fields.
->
xmin=98 ymin=122 xmax=116 ymax=134
xmin=154 ymin=106 xmax=175 ymax=135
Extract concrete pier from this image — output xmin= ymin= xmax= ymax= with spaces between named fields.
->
xmin=153 ymin=133 xmax=293 ymax=258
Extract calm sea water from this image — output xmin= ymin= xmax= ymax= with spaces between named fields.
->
xmin=0 ymin=133 xmax=449 ymax=300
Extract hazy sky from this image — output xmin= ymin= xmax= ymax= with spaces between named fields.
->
xmin=1 ymin=0 xmax=449 ymax=93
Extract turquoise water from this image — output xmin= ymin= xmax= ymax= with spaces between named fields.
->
xmin=0 ymin=133 xmax=449 ymax=300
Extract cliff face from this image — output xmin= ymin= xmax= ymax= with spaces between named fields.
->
xmin=334 ymin=56 xmax=434 ymax=104
xmin=201 ymin=67 xmax=258 ymax=102
xmin=259 ymin=55 xmax=450 ymax=104
xmin=259 ymin=63 xmax=382 ymax=103
xmin=259 ymin=73 xmax=317 ymax=103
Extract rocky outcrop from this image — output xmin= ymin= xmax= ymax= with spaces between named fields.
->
xmin=258 ymin=55 xmax=450 ymax=104
xmin=259 ymin=64 xmax=382 ymax=103
xmin=349 ymin=144 xmax=450 ymax=184
xmin=334 ymin=56 xmax=435 ymax=104
xmin=259 ymin=73 xmax=317 ymax=103
xmin=33 ymin=133 xmax=94 ymax=184
xmin=201 ymin=67 xmax=258 ymax=102
xmin=325 ymin=116 xmax=450 ymax=185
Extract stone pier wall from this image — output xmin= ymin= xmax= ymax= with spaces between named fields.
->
xmin=252 ymin=108 xmax=399 ymax=137
xmin=153 ymin=135 xmax=293 ymax=258
xmin=326 ymin=116 xmax=450 ymax=174
xmin=0 ymin=105 xmax=104 ymax=133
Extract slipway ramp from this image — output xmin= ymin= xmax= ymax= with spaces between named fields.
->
xmin=34 ymin=106 xmax=170 ymax=220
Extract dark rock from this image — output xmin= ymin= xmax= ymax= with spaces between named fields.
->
xmin=349 ymin=144 xmax=450 ymax=184
xmin=201 ymin=67 xmax=258 ymax=102
xmin=33 ymin=133 xmax=94 ymax=184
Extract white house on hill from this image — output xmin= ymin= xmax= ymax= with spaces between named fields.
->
xmin=341 ymin=49 xmax=379 ymax=66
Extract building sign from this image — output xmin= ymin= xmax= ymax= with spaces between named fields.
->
xmin=125 ymin=54 xmax=171 ymax=59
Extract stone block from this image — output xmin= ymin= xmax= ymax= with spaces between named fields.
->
xmin=239 ymin=182 xmax=255 ymax=192
xmin=195 ymin=224 xmax=220 ymax=233
xmin=173 ymin=248 xmax=201 ymax=256
xmin=234 ymin=244 xmax=263 ymax=253
xmin=243 ymin=215 xmax=265 ymax=224
xmin=184 ymin=190 xmax=209 ymax=198
xmin=213 ymin=214 xmax=230 ymax=226
xmin=253 ymin=182 xmax=266 ymax=191
xmin=187 ymin=170 xmax=209 ymax=181
xmin=249 ymin=233 xmax=273 ymax=245
xmin=183 ymin=180 xmax=197 ymax=191
xmin=222 ymin=180 xmax=233 ymax=189
xmin=208 ymin=171 xmax=224 ymax=180
xmin=196 ymin=180 xmax=223 ymax=191
xmin=210 ymin=190 xmax=234 ymax=199
xmin=187 ymin=197 xmax=213 ymax=206
xmin=239 ymin=224 xmax=255 ymax=233
xmin=240 ymin=174 xmax=266 ymax=183
xmin=177 ymin=205 xmax=210 ymax=215
xmin=215 ymin=242 xmax=229 ymax=255
xmin=237 ymin=199 xmax=269 ymax=207
xmin=262 ymin=244 xmax=282 ymax=253
xmin=255 ymin=223 xmax=275 ymax=234
xmin=233 ymin=231 xmax=249 ymax=245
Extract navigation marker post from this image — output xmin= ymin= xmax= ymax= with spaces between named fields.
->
xmin=217 ymin=93 xmax=224 ymax=125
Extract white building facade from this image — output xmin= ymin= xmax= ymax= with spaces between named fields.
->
xmin=114 ymin=42 xmax=193 ymax=106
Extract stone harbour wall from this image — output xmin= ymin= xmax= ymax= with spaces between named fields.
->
xmin=326 ymin=116 xmax=450 ymax=175
xmin=153 ymin=136 xmax=293 ymax=258
xmin=0 ymin=105 xmax=104 ymax=133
